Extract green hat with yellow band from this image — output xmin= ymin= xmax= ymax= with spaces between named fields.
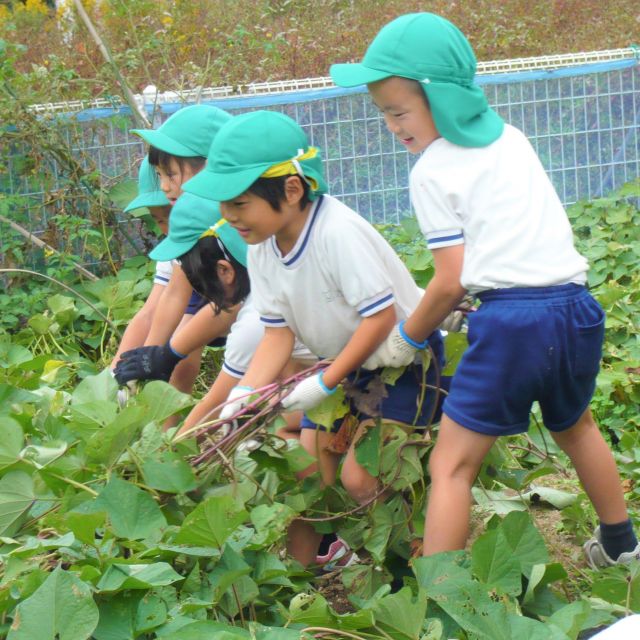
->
xmin=149 ymin=192 xmax=248 ymax=266
xmin=131 ymin=105 xmax=232 ymax=158
xmin=124 ymin=156 xmax=170 ymax=213
xmin=182 ymin=110 xmax=328 ymax=202
xmin=329 ymin=13 xmax=503 ymax=148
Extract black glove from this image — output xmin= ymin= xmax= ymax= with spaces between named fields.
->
xmin=113 ymin=343 xmax=185 ymax=384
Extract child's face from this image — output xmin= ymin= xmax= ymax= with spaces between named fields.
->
xmin=220 ymin=191 xmax=284 ymax=245
xmin=156 ymin=158 xmax=199 ymax=206
xmin=148 ymin=205 xmax=170 ymax=235
xmin=368 ymin=77 xmax=440 ymax=154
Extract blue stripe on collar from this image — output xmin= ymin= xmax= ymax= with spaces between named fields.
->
xmin=271 ymin=195 xmax=324 ymax=267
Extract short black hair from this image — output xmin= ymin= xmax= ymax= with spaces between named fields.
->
xmin=179 ymin=236 xmax=250 ymax=314
xmin=147 ymin=146 xmax=206 ymax=175
xmin=247 ymin=175 xmax=311 ymax=211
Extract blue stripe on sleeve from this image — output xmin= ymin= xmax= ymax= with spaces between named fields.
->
xmin=222 ymin=362 xmax=245 ymax=378
xmin=260 ymin=316 xmax=287 ymax=326
xmin=427 ymin=232 xmax=464 ymax=248
xmin=358 ymin=292 xmax=394 ymax=316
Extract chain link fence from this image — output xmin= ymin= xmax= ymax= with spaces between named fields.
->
xmin=2 ymin=48 xmax=639 ymax=267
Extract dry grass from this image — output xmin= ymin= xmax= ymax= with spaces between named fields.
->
xmin=2 ymin=0 xmax=639 ymax=101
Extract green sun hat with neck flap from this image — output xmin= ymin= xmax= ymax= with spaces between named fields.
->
xmin=123 ymin=156 xmax=170 ymax=214
xmin=182 ymin=110 xmax=328 ymax=202
xmin=131 ymin=105 xmax=232 ymax=157
xmin=149 ymin=192 xmax=248 ymax=266
xmin=329 ymin=13 xmax=503 ymax=148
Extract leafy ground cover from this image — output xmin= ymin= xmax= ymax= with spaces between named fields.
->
xmin=0 ymin=0 xmax=639 ymax=102
xmin=0 ymin=181 xmax=638 ymax=638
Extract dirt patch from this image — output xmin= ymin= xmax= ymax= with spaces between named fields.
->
xmin=315 ymin=569 xmax=354 ymax=614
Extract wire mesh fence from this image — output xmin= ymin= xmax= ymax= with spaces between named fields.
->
xmin=2 ymin=48 xmax=639 ymax=268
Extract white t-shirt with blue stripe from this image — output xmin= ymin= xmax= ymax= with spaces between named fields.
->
xmin=410 ymin=124 xmax=587 ymax=294
xmin=153 ymin=260 xmax=173 ymax=286
xmin=222 ymin=295 xmax=316 ymax=378
xmin=248 ymin=194 xmax=422 ymax=360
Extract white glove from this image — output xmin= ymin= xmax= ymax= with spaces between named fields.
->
xmin=281 ymin=373 xmax=336 ymax=412
xmin=219 ymin=385 xmax=254 ymax=436
xmin=362 ymin=322 xmax=428 ymax=370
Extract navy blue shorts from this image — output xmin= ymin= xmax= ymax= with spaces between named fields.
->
xmin=301 ymin=332 xmax=449 ymax=433
xmin=185 ymin=290 xmax=208 ymax=315
xmin=443 ymin=284 xmax=605 ymax=436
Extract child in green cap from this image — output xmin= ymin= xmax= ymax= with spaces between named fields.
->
xmin=111 ymin=156 xmax=172 ymax=369
xmin=114 ymin=191 xmax=316 ymax=438
xmin=119 ymin=105 xmax=237 ymax=400
xmin=182 ymin=109 xmax=447 ymax=568
xmin=330 ymin=12 xmax=638 ymax=567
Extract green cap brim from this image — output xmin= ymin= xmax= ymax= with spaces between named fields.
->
xmin=131 ymin=129 xmax=199 ymax=157
xmin=182 ymin=164 xmax=267 ymax=202
xmin=330 ymin=62 xmax=394 ymax=87
xmin=123 ymin=190 xmax=169 ymax=213
xmin=149 ymin=237 xmax=197 ymax=262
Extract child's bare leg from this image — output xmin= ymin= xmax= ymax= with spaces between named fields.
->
xmin=274 ymin=410 xmax=302 ymax=441
xmin=341 ymin=420 xmax=380 ymax=505
xmin=423 ymin=415 xmax=496 ymax=555
xmin=287 ymin=428 xmax=340 ymax=565
xmin=550 ymin=408 xmax=628 ymax=524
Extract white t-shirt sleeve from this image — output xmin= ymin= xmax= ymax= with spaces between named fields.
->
xmin=410 ymin=160 xmax=465 ymax=250
xmin=248 ymin=247 xmax=289 ymax=328
xmin=324 ymin=220 xmax=395 ymax=318
xmin=153 ymin=260 xmax=173 ymax=286
xmin=221 ymin=300 xmax=264 ymax=378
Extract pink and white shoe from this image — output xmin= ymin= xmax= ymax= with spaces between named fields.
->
xmin=315 ymin=536 xmax=359 ymax=572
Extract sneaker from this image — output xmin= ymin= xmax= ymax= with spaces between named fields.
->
xmin=315 ymin=536 xmax=359 ymax=572
xmin=583 ymin=526 xmax=640 ymax=569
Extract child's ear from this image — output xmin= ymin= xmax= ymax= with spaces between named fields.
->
xmin=216 ymin=259 xmax=236 ymax=285
xmin=284 ymin=175 xmax=305 ymax=206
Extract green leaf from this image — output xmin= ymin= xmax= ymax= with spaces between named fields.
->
xmin=369 ymin=586 xmax=428 ymax=639
xmin=249 ymin=502 xmax=296 ymax=548
xmin=546 ymin=600 xmax=592 ymax=640
xmin=442 ymin=331 xmax=469 ymax=376
xmin=364 ymin=502 xmax=393 ymax=564
xmin=499 ymin=511 xmax=549 ymax=576
xmin=591 ymin=563 xmax=640 ymax=610
xmin=47 ymin=295 xmax=77 ymax=326
xmin=306 ymin=386 xmax=348 ymax=429
xmin=65 ymin=510 xmax=105 ymax=546
xmin=7 ymin=566 xmax=98 ymax=640
xmin=161 ymin=621 xmax=250 ymax=639
xmin=141 ymin=451 xmax=197 ymax=494
xmin=96 ymin=563 xmax=183 ymax=593
xmin=135 ymin=593 xmax=167 ymax=634
xmin=0 ymin=471 xmax=36 ymax=537
xmin=472 ymin=487 xmax=528 ymax=515
xmin=208 ymin=545 xmax=253 ymax=604
xmin=341 ymin=564 xmax=392 ymax=600
xmin=522 ymin=562 xmax=568 ymax=604
xmin=0 ymin=384 xmax=40 ymax=414
xmin=175 ymin=495 xmax=248 ymax=548
xmin=471 ymin=527 xmax=523 ymax=596
xmin=0 ymin=417 xmax=23 ymax=469
xmin=355 ymin=422 xmax=381 ymax=476
xmin=108 ymin=179 xmax=138 ymax=210
xmin=280 ymin=441 xmax=317 ymax=473
xmin=288 ymin=592 xmax=334 ymax=626
xmin=85 ymin=406 xmax=147 ymax=466
xmin=71 ymin=368 xmax=117 ymax=404
xmin=93 ymin=592 xmax=141 ymax=640
xmin=136 ymin=381 xmax=193 ymax=422
xmin=93 ymin=477 xmax=166 ymax=540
